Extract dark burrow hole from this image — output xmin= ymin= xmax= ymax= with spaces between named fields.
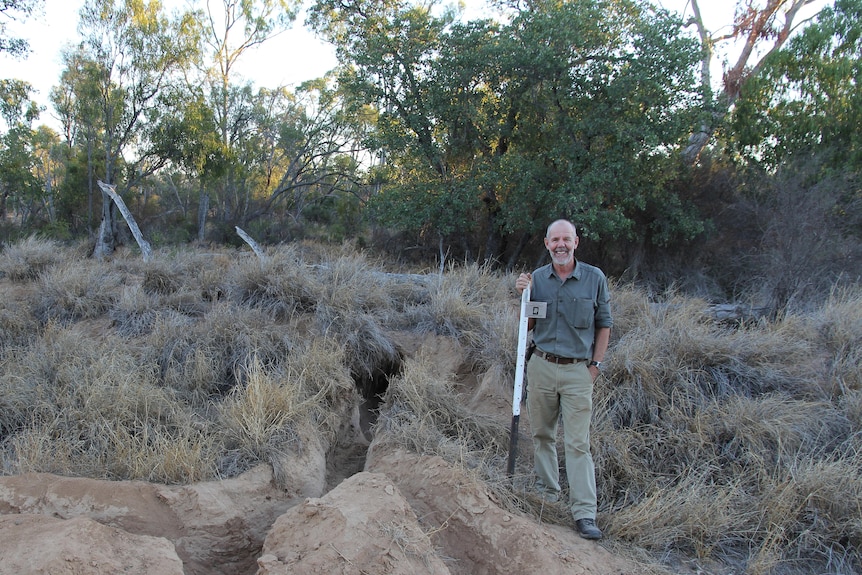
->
xmin=354 ymin=354 xmax=404 ymax=441
xmin=325 ymin=352 xmax=405 ymax=490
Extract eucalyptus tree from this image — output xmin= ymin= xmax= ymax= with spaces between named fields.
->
xmin=308 ymin=0 xmax=507 ymax=260
xmin=492 ymin=0 xmax=703 ymax=260
xmin=52 ymin=48 xmax=106 ymax=230
xmin=148 ymin=77 xmax=368 ymax=242
xmin=245 ymin=77 xmax=373 ymax=230
xmin=29 ymin=126 xmax=65 ymax=228
xmin=73 ymin=0 xmax=199 ymax=257
xmin=203 ymin=0 xmax=300 ymax=128
xmin=0 ymin=79 xmax=39 ymax=128
xmin=196 ymin=0 xmax=301 ymax=240
xmin=0 ymin=79 xmax=65 ymax=235
xmin=0 ymin=79 xmax=40 ymax=225
xmin=681 ymin=0 xmax=826 ymax=163
xmin=0 ymin=0 xmax=42 ymax=57
xmin=729 ymin=0 xmax=862 ymax=169
xmin=310 ymin=0 xmax=701 ymax=265
xmin=147 ymin=85 xmax=223 ymax=232
xmin=723 ymin=0 xmax=862 ymax=310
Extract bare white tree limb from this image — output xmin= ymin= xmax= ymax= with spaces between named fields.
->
xmin=235 ymin=226 xmax=266 ymax=260
xmin=96 ymin=180 xmax=153 ymax=262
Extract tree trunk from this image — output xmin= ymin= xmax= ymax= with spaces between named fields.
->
xmin=506 ymin=232 xmax=533 ymax=272
xmin=93 ymin=193 xmax=118 ymax=259
xmin=682 ymin=0 xmax=818 ymax=163
xmin=86 ymin=130 xmax=94 ymax=231
xmin=198 ymin=190 xmax=209 ymax=243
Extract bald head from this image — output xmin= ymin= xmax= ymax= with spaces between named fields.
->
xmin=546 ymin=219 xmax=577 ymax=239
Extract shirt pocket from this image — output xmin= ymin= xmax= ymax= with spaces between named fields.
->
xmin=566 ymin=298 xmax=595 ymax=329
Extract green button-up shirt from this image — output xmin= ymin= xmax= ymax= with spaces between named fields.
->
xmin=530 ymin=260 xmax=612 ymax=360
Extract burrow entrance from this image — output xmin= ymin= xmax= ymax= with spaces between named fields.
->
xmin=325 ymin=352 xmax=405 ymax=490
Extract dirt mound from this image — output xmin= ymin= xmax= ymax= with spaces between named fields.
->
xmin=0 ymin=514 xmax=184 ymax=575
xmin=0 ymin=452 xmax=639 ymax=575
xmin=367 ymin=447 xmax=638 ymax=575
xmin=258 ymin=471 xmax=451 ymax=575
xmin=0 ymin=464 xmax=294 ymax=574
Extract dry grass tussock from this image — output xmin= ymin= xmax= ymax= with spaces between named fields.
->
xmin=374 ymin=350 xmax=510 ymax=466
xmin=400 ymin=261 xmax=517 ymax=374
xmin=219 ymin=340 xmax=356 ymax=479
xmin=0 ymin=237 xmax=860 ymax=574
xmin=595 ymin=283 xmax=862 ymax=574
xmin=0 ymin=235 xmax=70 ymax=281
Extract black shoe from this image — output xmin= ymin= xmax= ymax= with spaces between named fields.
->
xmin=575 ymin=518 xmax=602 ymax=540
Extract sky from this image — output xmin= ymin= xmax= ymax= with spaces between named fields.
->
xmin=0 ymin=0 xmax=828 ymax=132
xmin=0 ymin=0 xmax=340 ymax=128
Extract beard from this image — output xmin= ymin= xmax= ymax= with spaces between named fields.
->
xmin=550 ymin=249 xmax=573 ymax=266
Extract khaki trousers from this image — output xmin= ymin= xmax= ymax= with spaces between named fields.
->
xmin=526 ymin=355 xmax=597 ymax=520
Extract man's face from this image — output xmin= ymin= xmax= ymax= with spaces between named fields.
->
xmin=544 ymin=222 xmax=578 ymax=267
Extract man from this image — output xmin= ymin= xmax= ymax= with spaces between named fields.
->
xmin=515 ymin=219 xmax=612 ymax=540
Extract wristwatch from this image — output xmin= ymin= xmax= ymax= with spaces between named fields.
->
xmin=588 ymin=360 xmax=602 ymax=369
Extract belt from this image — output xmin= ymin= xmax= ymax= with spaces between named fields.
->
xmin=533 ymin=349 xmax=585 ymax=365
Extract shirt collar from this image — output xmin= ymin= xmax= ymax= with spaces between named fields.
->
xmin=546 ymin=259 xmax=581 ymax=281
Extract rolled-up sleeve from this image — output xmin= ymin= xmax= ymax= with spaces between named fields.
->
xmin=594 ymin=275 xmax=612 ymax=329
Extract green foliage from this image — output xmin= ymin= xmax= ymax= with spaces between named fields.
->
xmin=4 ymin=0 xmax=856 ymax=291
xmin=712 ymin=1 xmax=862 ymax=313
xmin=0 ymin=80 xmax=45 ymax=236
xmin=75 ymin=0 xmax=200 ymax=182
xmin=149 ymin=89 xmax=224 ymax=177
xmin=51 ymin=146 xmax=100 ymax=234
xmin=311 ymin=0 xmax=703 ymax=261
xmin=0 ymin=79 xmax=41 ymax=127
xmin=65 ymin=0 xmax=202 ymax=254
xmin=0 ymin=0 xmax=41 ymax=57
xmin=729 ymin=0 xmax=862 ymax=170
xmin=0 ymin=126 xmax=39 ymax=219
